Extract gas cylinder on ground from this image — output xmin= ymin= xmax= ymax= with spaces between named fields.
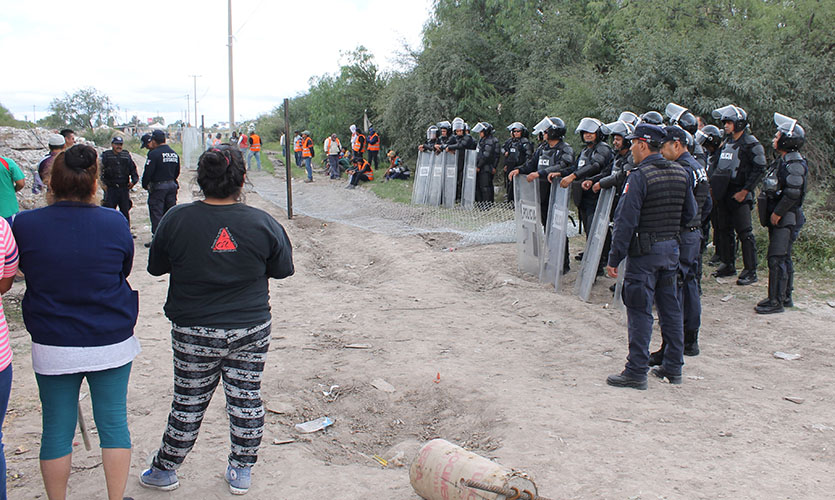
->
xmin=409 ymin=439 xmax=538 ymax=500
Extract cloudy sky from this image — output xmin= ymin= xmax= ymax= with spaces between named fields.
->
xmin=1 ymin=0 xmax=433 ymax=127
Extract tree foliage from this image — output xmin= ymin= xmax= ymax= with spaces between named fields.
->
xmin=259 ymin=0 xmax=835 ymax=188
xmin=0 ymin=103 xmax=26 ymax=127
xmin=45 ymin=87 xmax=117 ymax=130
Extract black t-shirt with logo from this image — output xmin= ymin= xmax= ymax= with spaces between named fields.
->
xmin=148 ymin=201 xmax=294 ymax=328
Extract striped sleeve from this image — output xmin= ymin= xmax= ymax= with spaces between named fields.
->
xmin=0 ymin=219 xmax=18 ymax=278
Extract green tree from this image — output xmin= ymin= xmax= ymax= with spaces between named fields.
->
xmin=47 ymin=87 xmax=117 ymax=130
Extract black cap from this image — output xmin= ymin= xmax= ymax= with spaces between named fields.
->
xmin=661 ymin=126 xmax=688 ymax=144
xmin=625 ymin=123 xmax=666 ymax=144
xmin=111 ymin=136 xmax=124 ymax=144
xmin=140 ymin=133 xmax=152 ymax=149
xmin=151 ymin=130 xmax=166 ymax=143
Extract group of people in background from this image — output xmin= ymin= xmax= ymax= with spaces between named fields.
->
xmin=205 ymin=127 xmax=262 ymax=171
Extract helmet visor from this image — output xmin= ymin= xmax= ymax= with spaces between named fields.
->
xmin=617 ymin=111 xmax=639 ymax=126
xmin=774 ymin=112 xmax=799 ymax=136
xmin=452 ymin=118 xmax=465 ymax=131
xmin=601 ymin=120 xmax=629 ymax=137
xmin=532 ymin=117 xmax=554 ymax=135
xmin=575 ymin=117 xmax=602 ymax=135
xmin=471 ymin=122 xmax=486 ymax=134
xmin=506 ymin=121 xmax=525 ymax=132
xmin=665 ymin=102 xmax=688 ymax=123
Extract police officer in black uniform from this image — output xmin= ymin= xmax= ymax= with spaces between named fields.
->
xmin=433 ymin=121 xmax=453 ymax=154
xmin=710 ymin=105 xmax=766 ymax=285
xmin=141 ymin=129 xmax=180 ymax=247
xmin=417 ymin=125 xmax=439 ymax=153
xmin=472 ymin=122 xmax=499 ymax=204
xmin=560 ymin=118 xmax=614 ymax=271
xmin=755 ymin=113 xmax=807 ymax=314
xmin=501 ymin=122 xmax=533 ymax=204
xmin=666 ymin=102 xmax=708 ymax=167
xmin=695 ymin=124 xmax=725 ymax=265
xmin=648 ymin=126 xmax=712 ymax=365
xmin=100 ymin=136 xmax=139 ymax=225
xmin=445 ymin=117 xmax=476 ymax=202
xmin=605 ymin=123 xmax=697 ymax=389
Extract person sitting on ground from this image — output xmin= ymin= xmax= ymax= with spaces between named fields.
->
xmin=141 ymin=145 xmax=294 ymax=495
xmin=383 ymin=150 xmax=409 ymax=181
xmin=346 ymin=157 xmax=374 ymax=189
xmin=12 ymin=144 xmax=140 ymax=500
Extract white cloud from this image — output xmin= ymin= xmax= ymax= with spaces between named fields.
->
xmin=1 ymin=0 xmax=431 ymax=127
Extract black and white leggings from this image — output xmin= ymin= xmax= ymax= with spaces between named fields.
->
xmin=153 ymin=320 xmax=271 ymax=470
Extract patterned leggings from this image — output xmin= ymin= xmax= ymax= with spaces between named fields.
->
xmin=153 ymin=321 xmax=271 ymax=470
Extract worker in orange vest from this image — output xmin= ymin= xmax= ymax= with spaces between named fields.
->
xmin=346 ymin=157 xmax=373 ymax=189
xmin=351 ymin=126 xmax=366 ymax=161
xmin=300 ymin=130 xmax=314 ymax=182
xmin=293 ymin=130 xmax=303 ymax=167
xmin=366 ymin=126 xmax=381 ymax=170
xmin=247 ymin=129 xmax=262 ymax=171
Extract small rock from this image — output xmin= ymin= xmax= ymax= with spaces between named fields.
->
xmin=371 ymin=378 xmax=396 ymax=393
xmin=13 ymin=446 xmax=29 ymax=455
xmin=272 ymin=438 xmax=295 ymax=445
xmin=344 ymin=343 xmax=372 ymax=349
xmin=827 ymin=301 xmax=835 ymax=308
xmin=687 ymin=375 xmax=704 ymax=380
xmin=718 ymin=431 xmax=733 ymax=437
xmin=720 ymin=294 xmax=733 ymax=302
xmin=809 ymin=424 xmax=833 ymax=432
xmin=752 ymin=385 xmax=764 ymax=390
xmin=784 ymin=396 xmax=805 ymax=404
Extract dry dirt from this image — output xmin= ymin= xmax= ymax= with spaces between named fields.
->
xmin=3 ymin=165 xmax=835 ymax=500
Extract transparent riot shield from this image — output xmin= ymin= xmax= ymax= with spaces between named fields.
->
xmin=411 ymin=152 xmax=433 ymax=205
xmin=613 ymin=258 xmax=626 ymax=311
xmin=541 ymin=182 xmax=570 ymax=291
xmin=442 ymin=151 xmax=458 ymax=208
xmin=513 ymin=176 xmax=544 ymax=277
xmin=427 ymin=153 xmax=445 ymax=206
xmin=461 ymin=150 xmax=477 ymax=208
xmin=575 ymin=187 xmax=616 ymax=302
xmin=182 ymin=127 xmax=202 ymax=170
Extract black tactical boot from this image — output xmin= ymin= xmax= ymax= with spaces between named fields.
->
xmin=736 ymin=269 xmax=758 ymax=286
xmin=650 ymin=367 xmax=682 ymax=385
xmin=712 ymin=263 xmax=736 ymax=278
xmin=707 ymin=253 xmax=722 ymax=266
xmin=606 ymin=371 xmax=647 ymax=390
xmin=648 ymin=343 xmax=665 ymax=366
xmin=784 ymin=268 xmax=794 ymax=307
xmin=755 ymin=265 xmax=784 ymax=314
xmin=683 ymin=330 xmax=700 ymax=356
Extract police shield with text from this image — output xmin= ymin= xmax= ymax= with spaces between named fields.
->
xmin=710 ymin=105 xmax=766 ymax=285
xmin=605 ymin=123 xmax=697 ymax=390
xmin=755 ymin=113 xmax=808 ymax=314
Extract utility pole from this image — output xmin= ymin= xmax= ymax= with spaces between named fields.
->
xmin=32 ymin=105 xmax=36 ymax=123
xmin=186 ymin=94 xmax=191 ymax=126
xmin=190 ymin=74 xmax=200 ymax=129
xmin=227 ymin=0 xmax=235 ymax=132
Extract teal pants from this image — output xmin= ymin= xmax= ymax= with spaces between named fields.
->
xmin=35 ymin=362 xmax=132 ymax=460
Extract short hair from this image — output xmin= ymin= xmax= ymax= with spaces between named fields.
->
xmin=59 ymin=128 xmax=74 ymax=138
xmin=197 ymin=146 xmax=245 ymax=200
xmin=49 ymin=145 xmax=98 ymax=203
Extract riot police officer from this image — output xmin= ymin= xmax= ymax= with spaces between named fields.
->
xmin=559 ymin=118 xmax=614 ymax=270
xmin=510 ymin=117 xmax=573 ymax=224
xmin=755 ymin=113 xmax=807 ymax=314
xmin=638 ymin=110 xmax=664 ymax=125
xmin=418 ymin=125 xmax=439 ymax=152
xmin=433 ymin=121 xmax=453 ymax=153
xmin=710 ymin=105 xmax=766 ymax=285
xmin=605 ymin=123 xmax=697 ymax=389
xmin=666 ymin=102 xmax=707 ymax=167
xmin=501 ymin=122 xmax=533 ymax=203
xmin=648 ymin=126 xmax=712 ymax=364
xmin=472 ymin=122 xmax=499 ymax=204
xmin=695 ymin=124 xmax=725 ymax=265
xmin=445 ymin=117 xmax=477 ymax=202
xmin=100 ymin=136 xmax=139 ymax=225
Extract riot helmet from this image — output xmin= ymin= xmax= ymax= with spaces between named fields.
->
xmin=452 ymin=117 xmax=465 ymax=132
xmin=601 ymin=120 xmax=634 ymax=139
xmin=665 ymin=102 xmax=698 ymax=134
xmin=426 ymin=125 xmax=438 ymax=141
xmin=774 ymin=112 xmax=805 ymax=151
xmin=506 ymin=121 xmax=526 ymax=132
xmin=694 ymin=125 xmax=723 ymax=150
xmin=471 ymin=122 xmax=493 ymax=135
xmin=712 ymin=105 xmax=748 ymax=132
xmin=638 ymin=111 xmax=664 ymax=125
xmin=575 ymin=117 xmax=604 ymax=144
xmin=617 ymin=111 xmax=640 ymax=126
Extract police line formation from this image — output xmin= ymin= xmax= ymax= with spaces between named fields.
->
xmin=412 ymin=103 xmax=808 ymax=390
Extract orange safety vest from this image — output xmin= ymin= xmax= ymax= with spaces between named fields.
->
xmin=367 ymin=132 xmax=380 ymax=151
xmin=355 ymin=159 xmax=374 ymax=181
xmin=302 ymin=136 xmax=314 ymax=158
xmin=353 ymin=133 xmax=366 ymax=153
xmin=250 ymin=134 xmax=261 ymax=152
xmin=324 ymin=137 xmax=341 ymax=154
xmin=294 ymin=136 xmax=302 ymax=152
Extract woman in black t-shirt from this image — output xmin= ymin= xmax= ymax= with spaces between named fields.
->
xmin=141 ymin=145 xmax=294 ymax=495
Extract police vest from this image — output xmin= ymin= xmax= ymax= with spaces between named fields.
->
xmin=302 ymin=137 xmax=314 ymax=158
xmin=250 ymin=134 xmax=261 ymax=152
xmin=505 ymin=138 xmax=528 ymax=167
xmin=636 ymin=160 xmax=689 ymax=239
xmin=536 ymin=143 xmax=562 ymax=170
xmin=764 ymin=152 xmax=807 ymax=206
xmin=676 ymin=157 xmax=709 ymax=228
xmin=100 ymin=150 xmax=133 ymax=186
xmin=367 ymin=133 xmax=380 ymax=151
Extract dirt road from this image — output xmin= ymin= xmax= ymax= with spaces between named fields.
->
xmin=4 ymin=169 xmax=835 ymax=499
